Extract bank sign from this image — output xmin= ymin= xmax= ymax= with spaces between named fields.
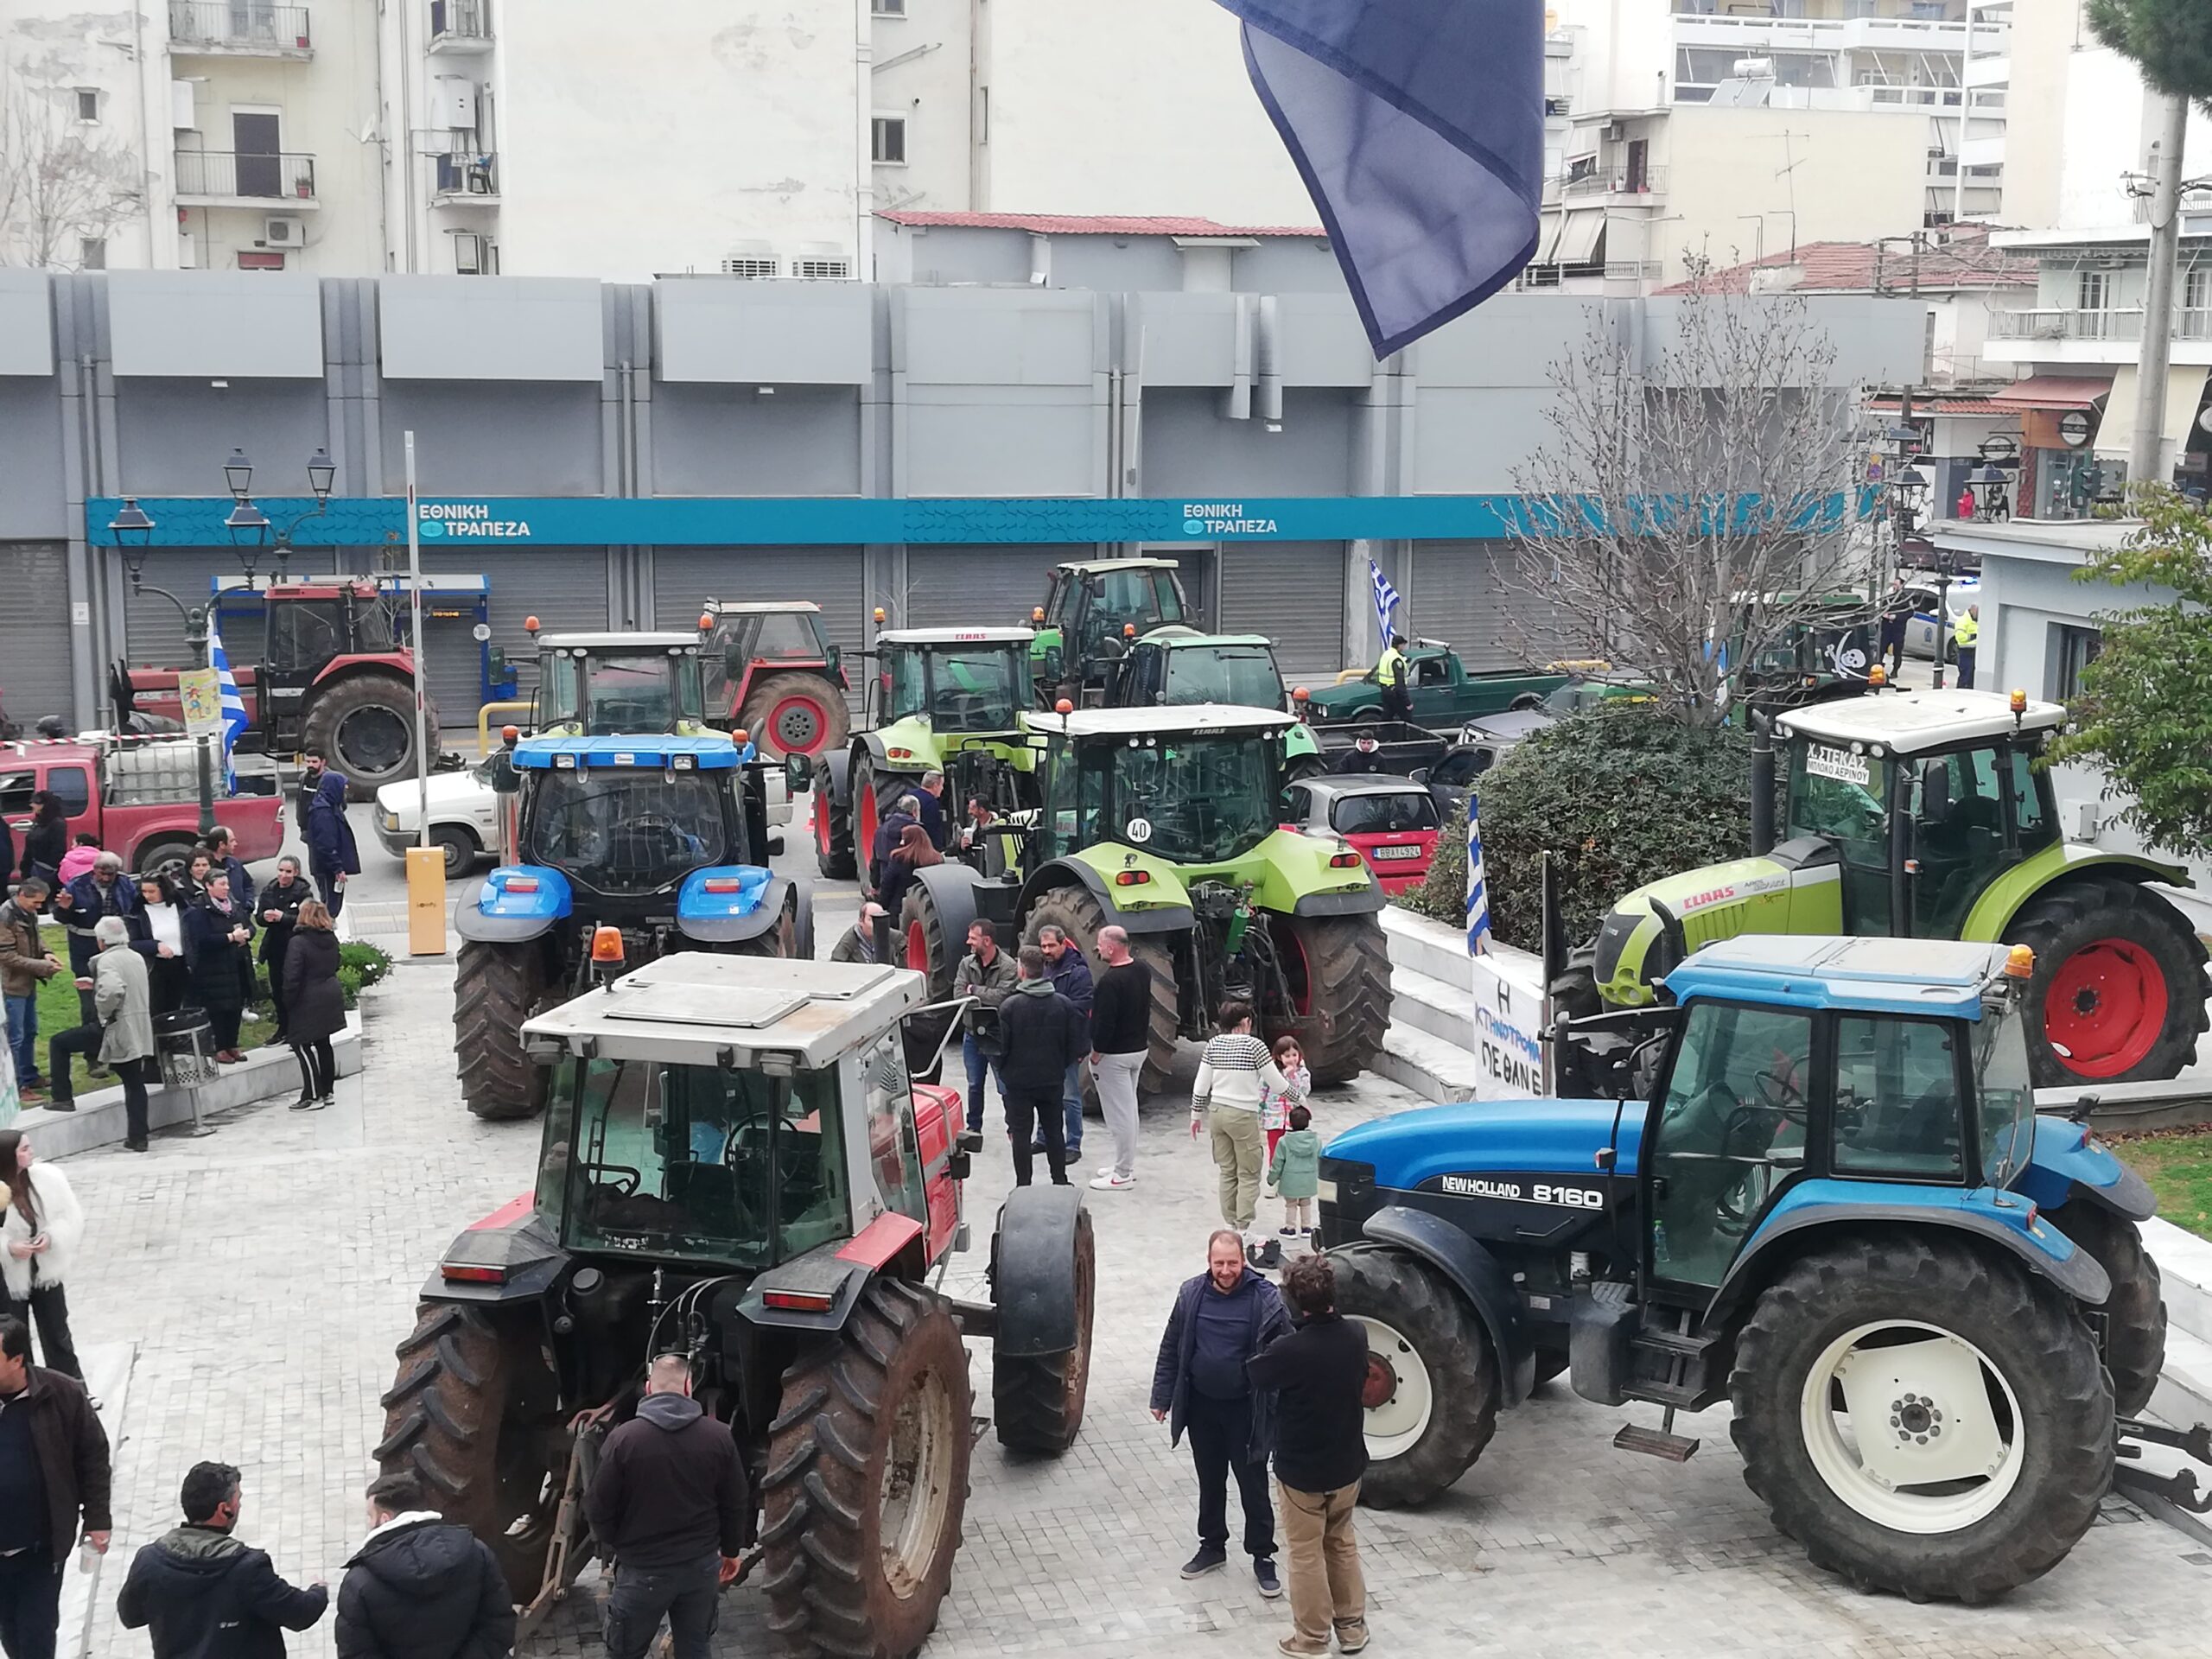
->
xmin=416 ymin=502 xmax=533 ymax=539
xmin=1181 ymin=502 xmax=1281 ymax=536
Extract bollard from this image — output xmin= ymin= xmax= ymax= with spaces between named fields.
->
xmin=406 ymin=845 xmax=448 ymax=956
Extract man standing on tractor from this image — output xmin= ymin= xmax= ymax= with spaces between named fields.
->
xmin=1036 ymin=924 xmax=1093 ymax=1166
xmin=996 ymin=945 xmax=1086 ymax=1186
xmin=1376 ymin=634 xmax=1412 ymax=723
xmin=952 ymin=921 xmax=1017 ymax=1134
xmin=1955 ymin=602 xmax=1980 ymax=688
xmin=912 ymin=769 xmax=949 ymax=850
xmin=300 ymin=753 xmax=359 ymax=918
xmin=868 ymin=790 xmax=918 ymax=894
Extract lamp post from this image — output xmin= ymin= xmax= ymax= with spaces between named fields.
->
xmin=109 ymin=498 xmax=219 ymax=836
xmin=220 ymin=447 xmax=337 ymax=586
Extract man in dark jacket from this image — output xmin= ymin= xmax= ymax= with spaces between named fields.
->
xmin=1149 ymin=1229 xmax=1289 ymax=1599
xmin=299 ymin=753 xmax=359 ymax=918
xmin=116 ymin=1460 xmax=327 ymax=1659
xmin=910 ymin=769 xmax=947 ymax=849
xmin=0 ymin=1317 xmax=111 ymax=1659
xmin=867 ymin=791 xmax=918 ymax=893
xmin=951 ymin=921 xmax=1018 ymax=1134
xmin=1034 ymin=924 xmax=1093 ymax=1164
xmin=1248 ymin=1253 xmax=1370 ymax=1656
xmin=253 ymin=858 xmax=310 ymax=1041
xmin=584 ymin=1355 xmax=746 ymax=1659
xmin=55 ymin=851 xmax=137 ymax=1026
xmin=995 ymin=945 xmax=1086 ymax=1186
xmin=334 ymin=1470 xmax=512 ymax=1659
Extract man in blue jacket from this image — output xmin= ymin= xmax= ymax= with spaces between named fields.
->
xmin=55 ymin=851 xmax=137 ymax=1027
xmin=1149 ymin=1228 xmax=1290 ymax=1599
xmin=1036 ymin=924 xmax=1093 ymax=1164
xmin=300 ymin=752 xmax=360 ymax=918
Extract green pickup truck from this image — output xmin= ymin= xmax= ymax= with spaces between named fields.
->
xmin=1300 ymin=644 xmax=1573 ymax=728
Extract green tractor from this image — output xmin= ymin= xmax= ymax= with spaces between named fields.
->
xmin=1106 ymin=626 xmax=1328 ymax=779
xmin=1028 ymin=557 xmax=1194 ymax=704
xmin=1564 ymin=688 xmax=2209 ymax=1090
xmin=812 ymin=626 xmax=1039 ymax=879
xmin=900 ymin=705 xmax=1393 ymax=1089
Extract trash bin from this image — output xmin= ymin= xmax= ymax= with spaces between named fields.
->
xmin=154 ymin=1007 xmax=220 ymax=1089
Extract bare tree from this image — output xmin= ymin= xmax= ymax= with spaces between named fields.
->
xmin=1503 ymin=272 xmax=1880 ymax=728
xmin=0 ymin=73 xmax=141 ymax=270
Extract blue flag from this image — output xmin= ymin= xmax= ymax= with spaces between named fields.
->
xmin=208 ymin=626 xmax=249 ymax=791
xmin=1220 ymin=0 xmax=1543 ymax=357
xmin=1465 ymin=793 xmax=1491 ymax=957
xmin=1369 ymin=559 xmax=1401 ymax=645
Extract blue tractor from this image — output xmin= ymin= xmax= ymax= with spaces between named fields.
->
xmin=1323 ymin=934 xmax=2206 ymax=1602
xmin=452 ymin=731 xmax=811 ymax=1120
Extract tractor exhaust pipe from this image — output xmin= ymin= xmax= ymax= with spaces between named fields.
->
xmin=1749 ymin=710 xmax=1777 ymax=857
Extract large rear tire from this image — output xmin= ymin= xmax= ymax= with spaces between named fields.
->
xmin=454 ymin=939 xmax=552 ymax=1121
xmin=760 ymin=1280 xmax=971 ymax=1659
xmin=1024 ymin=887 xmax=1179 ymax=1093
xmin=814 ymin=757 xmax=856 ymax=880
xmin=376 ymin=1302 xmax=569 ymax=1602
xmin=1729 ymin=1232 xmax=2113 ymax=1602
xmin=742 ymin=671 xmax=851 ymax=760
xmin=730 ymin=893 xmax=800 ymax=959
xmin=2050 ymin=1202 xmax=2166 ymax=1417
xmin=899 ymin=883 xmax=965 ymax=1079
xmin=1268 ymin=912 xmax=1390 ymax=1085
xmin=1329 ymin=1247 xmax=1498 ymax=1508
xmin=993 ymin=1206 xmax=1096 ymax=1454
xmin=2006 ymin=876 xmax=2208 ymax=1085
xmin=303 ymin=671 xmax=437 ymax=800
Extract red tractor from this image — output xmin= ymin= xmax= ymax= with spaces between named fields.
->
xmin=700 ymin=600 xmax=852 ymax=760
xmin=382 ymin=951 xmax=1094 ymax=1653
xmin=118 ymin=579 xmax=436 ymax=799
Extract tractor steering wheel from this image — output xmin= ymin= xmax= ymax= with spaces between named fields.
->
xmin=1754 ymin=1068 xmax=1807 ymax=1118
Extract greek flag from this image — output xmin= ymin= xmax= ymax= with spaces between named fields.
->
xmin=1465 ymin=795 xmax=1491 ymax=957
xmin=208 ymin=626 xmax=249 ymax=791
xmin=1369 ymin=559 xmax=1401 ymax=645
xmin=1218 ymin=0 xmax=1543 ymax=357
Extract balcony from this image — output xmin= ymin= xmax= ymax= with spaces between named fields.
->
xmin=1988 ymin=308 xmax=2212 ymax=344
xmin=168 ymin=1 xmax=312 ymax=56
xmin=174 ymin=149 xmax=318 ymax=206
xmin=432 ymin=152 xmax=499 ymax=203
xmin=1562 ymin=164 xmax=1669 ymax=200
xmin=428 ymin=0 xmax=493 ymax=52
xmin=1671 ymin=9 xmax=1967 ymax=55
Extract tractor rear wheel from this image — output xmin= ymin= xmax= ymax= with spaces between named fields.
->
xmin=850 ymin=759 xmax=887 ymax=879
xmin=454 ymin=939 xmax=552 ymax=1120
xmin=1025 ymin=887 xmax=1179 ymax=1093
xmin=377 ymin=1302 xmax=569 ymax=1602
xmin=1729 ymin=1232 xmax=2112 ymax=1602
xmin=1269 ymin=912 xmax=1391 ymax=1086
xmin=993 ymin=1205 xmax=1096 ymax=1454
xmin=2050 ymin=1202 xmax=2165 ymax=1417
xmin=742 ymin=671 xmax=851 ymax=760
xmin=1330 ymin=1247 xmax=1498 ymax=1507
xmin=2006 ymin=877 xmax=2209 ymax=1085
xmin=730 ymin=893 xmax=799 ymax=959
xmin=814 ymin=757 xmax=856 ymax=879
xmin=760 ymin=1279 xmax=971 ymax=1659
xmin=303 ymin=672 xmax=436 ymax=799
xmin=899 ymin=883 xmax=965 ymax=1079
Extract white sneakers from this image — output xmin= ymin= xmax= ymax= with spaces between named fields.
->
xmin=1089 ymin=1169 xmax=1135 ymax=1190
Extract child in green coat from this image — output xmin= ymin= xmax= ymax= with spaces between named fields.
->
xmin=1268 ymin=1103 xmax=1322 ymax=1241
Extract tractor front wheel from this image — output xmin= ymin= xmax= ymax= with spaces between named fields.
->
xmin=2007 ymin=877 xmax=2209 ymax=1085
xmin=1269 ymin=912 xmax=1391 ymax=1086
xmin=454 ymin=939 xmax=553 ymax=1120
xmin=741 ymin=671 xmax=851 ymax=760
xmin=760 ymin=1280 xmax=971 ymax=1659
xmin=814 ymin=756 xmax=856 ymax=879
xmin=303 ymin=672 xmax=436 ymax=799
xmin=1024 ymin=887 xmax=1179 ymax=1093
xmin=993 ymin=1205 xmax=1096 ymax=1453
xmin=1329 ymin=1247 xmax=1498 ymax=1508
xmin=1729 ymin=1232 xmax=2112 ymax=1602
xmin=2050 ymin=1202 xmax=2166 ymax=1417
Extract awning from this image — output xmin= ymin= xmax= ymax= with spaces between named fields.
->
xmin=2093 ymin=365 xmax=2211 ymax=461
xmin=1534 ymin=211 xmax=1564 ymax=264
xmin=1556 ymin=209 xmax=1605 ymax=265
xmin=1986 ymin=375 xmax=2113 ymax=410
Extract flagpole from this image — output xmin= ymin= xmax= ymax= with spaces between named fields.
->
xmin=407 ymin=431 xmax=429 ymax=851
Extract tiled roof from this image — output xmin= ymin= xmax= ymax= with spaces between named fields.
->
xmin=875 ymin=211 xmax=1326 ymax=238
xmin=1656 ymin=226 xmax=2038 ymax=296
xmin=1866 ymin=397 xmax=2021 ymax=416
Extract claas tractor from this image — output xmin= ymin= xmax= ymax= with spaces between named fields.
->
xmin=382 ymin=954 xmax=1095 ymax=1653
xmin=453 ymin=731 xmax=809 ymax=1120
xmin=1319 ymin=933 xmax=2209 ymax=1603
xmin=1561 ymin=689 xmax=2208 ymax=1089
xmin=1027 ymin=557 xmax=1193 ymax=705
xmin=699 ymin=600 xmax=853 ymax=760
xmin=900 ymin=704 xmax=1391 ymax=1090
xmin=812 ymin=626 xmax=1040 ymax=880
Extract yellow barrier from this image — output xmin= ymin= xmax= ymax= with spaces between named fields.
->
xmin=477 ymin=700 xmax=534 ymax=755
xmin=405 ymin=845 xmax=448 ymax=957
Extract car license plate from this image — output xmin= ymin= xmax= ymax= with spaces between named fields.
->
xmin=1370 ymin=843 xmax=1422 ymax=861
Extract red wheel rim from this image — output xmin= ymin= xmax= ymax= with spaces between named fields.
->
xmin=2044 ymin=936 xmax=2171 ymax=1078
xmin=1361 ymin=1354 xmax=1397 ymax=1410
xmin=906 ymin=918 xmax=931 ymax=973
xmin=858 ymin=782 xmax=878 ymax=855
xmin=814 ymin=786 xmax=831 ymax=853
xmin=768 ymin=693 xmax=831 ymax=755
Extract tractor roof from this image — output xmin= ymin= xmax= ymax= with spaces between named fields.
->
xmin=537 ymin=632 xmax=701 ymax=652
xmin=1666 ymin=935 xmax=2011 ymax=1020
xmin=1147 ymin=629 xmax=1274 ymax=650
xmin=876 ymin=626 xmax=1034 ymax=645
xmin=1775 ymin=689 xmax=2063 ymax=755
xmin=704 ymin=600 xmax=822 ymax=614
xmin=514 ymin=734 xmax=745 ymax=770
xmin=1029 ymin=703 xmax=1297 ymax=738
xmin=1054 ymin=557 xmax=1179 ymax=574
xmin=524 ymin=954 xmax=923 ymax=1070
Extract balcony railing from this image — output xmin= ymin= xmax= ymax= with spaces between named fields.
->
xmin=175 ymin=149 xmax=317 ymax=200
xmin=429 ymin=0 xmax=492 ymax=47
xmin=1562 ymin=164 xmax=1669 ymax=198
xmin=168 ymin=1 xmax=311 ymax=52
xmin=1986 ymin=307 xmax=2212 ymax=343
xmin=433 ymin=153 xmax=499 ymax=198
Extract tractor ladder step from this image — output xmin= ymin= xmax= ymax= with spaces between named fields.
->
xmin=1630 ymin=1328 xmax=1722 ymax=1359
xmin=1622 ymin=1377 xmax=1707 ymax=1410
xmin=1613 ymin=1421 xmax=1700 ymax=1462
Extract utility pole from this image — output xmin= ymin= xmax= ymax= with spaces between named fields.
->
xmin=2130 ymin=92 xmax=2189 ymax=492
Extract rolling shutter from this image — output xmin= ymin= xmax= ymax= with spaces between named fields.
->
xmin=899 ymin=545 xmax=1076 ymax=632
xmin=123 ymin=549 xmax=271 ymax=669
xmin=1405 ymin=541 xmax=1566 ymax=672
xmin=0 ymin=543 xmax=74 ymax=728
xmin=422 ymin=547 xmax=610 ymax=720
xmin=1217 ymin=542 xmax=1347 ymax=683
xmin=652 ymin=547 xmax=868 ymax=710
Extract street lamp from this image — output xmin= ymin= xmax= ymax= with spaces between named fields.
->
xmin=225 ymin=448 xmax=340 ymax=588
xmin=108 ymin=499 xmax=219 ymax=836
xmin=1967 ymin=462 xmax=2011 ymax=522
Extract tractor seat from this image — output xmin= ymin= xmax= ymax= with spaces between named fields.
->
xmin=666 ymin=1160 xmax=754 ymax=1241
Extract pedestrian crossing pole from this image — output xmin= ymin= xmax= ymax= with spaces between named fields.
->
xmin=403 ymin=431 xmax=448 ymax=955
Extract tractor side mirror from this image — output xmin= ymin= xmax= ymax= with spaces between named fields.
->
xmin=785 ymin=752 xmax=810 ymax=791
xmin=488 ymin=752 xmax=521 ymax=795
xmin=1041 ymin=645 xmax=1064 ymax=681
xmin=766 ymin=832 xmax=785 ymax=857
xmin=823 ymin=643 xmax=842 ymax=676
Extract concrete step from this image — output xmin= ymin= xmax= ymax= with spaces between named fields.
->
xmin=1380 ymin=906 xmax=1472 ymax=987
xmin=2150 ymin=1325 xmax=2212 ymax=1432
xmin=1374 ymin=1023 xmax=1484 ymax=1103
xmin=1389 ymin=964 xmax=1477 ymax=1050
xmin=2146 ymin=1217 xmax=2212 ymax=1351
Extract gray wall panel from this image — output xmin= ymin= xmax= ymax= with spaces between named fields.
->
xmin=900 ymin=545 xmax=1075 ymax=631
xmin=108 ymin=272 xmax=324 ymax=378
xmin=377 ymin=276 xmax=604 ymax=382
xmin=1410 ymin=388 xmax=1553 ymax=496
xmin=1130 ymin=292 xmax=1238 ymax=387
xmin=378 ymin=384 xmax=606 ymax=494
xmin=1231 ymin=241 xmax=1340 ymax=294
xmin=656 ymin=283 xmax=874 ymax=385
xmin=115 ymin=379 xmax=333 ymax=498
xmin=1272 ymin=293 xmax=1373 ymax=388
xmin=0 ymin=544 xmax=73 ymax=725
xmin=0 ymin=273 xmax=54 ymax=377
xmin=651 ymin=385 xmax=863 ymax=496
xmin=1143 ymin=390 xmax=1353 ymax=497
xmin=0 ymin=381 xmax=67 ymax=538
xmin=1417 ymin=296 xmax=1607 ymax=386
xmin=905 ymin=228 xmax=1029 ymax=286
xmin=903 ymin=393 xmax=1097 ymax=497
xmin=1052 ymin=238 xmax=1182 ymax=294
xmin=901 ymin=289 xmax=1100 ymax=386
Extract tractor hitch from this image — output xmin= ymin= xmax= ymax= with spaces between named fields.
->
xmin=2115 ymin=1416 xmax=2212 ymax=1514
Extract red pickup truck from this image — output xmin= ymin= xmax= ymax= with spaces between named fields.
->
xmin=1 ymin=737 xmax=286 ymax=877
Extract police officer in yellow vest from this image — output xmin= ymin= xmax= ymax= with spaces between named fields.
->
xmin=1376 ymin=633 xmax=1412 ymax=721
xmin=1953 ymin=604 xmax=1980 ymax=690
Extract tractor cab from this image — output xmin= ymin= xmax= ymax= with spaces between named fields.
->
xmin=874 ymin=628 xmax=1032 ymax=736
xmin=1028 ymin=702 xmax=1291 ymax=867
xmin=531 ymin=632 xmax=708 ymax=736
xmin=1032 ymin=558 xmax=1191 ymax=699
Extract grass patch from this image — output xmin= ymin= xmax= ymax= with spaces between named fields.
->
xmin=25 ymin=924 xmax=270 ymax=1098
xmin=2113 ymin=1129 xmax=2212 ymax=1241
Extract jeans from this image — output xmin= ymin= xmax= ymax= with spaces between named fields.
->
xmin=1277 ymin=1479 xmax=1366 ymax=1653
xmin=0 ymin=1548 xmax=62 ymax=1659
xmin=1092 ymin=1049 xmax=1144 ymax=1179
xmin=4 ymin=995 xmax=39 ymax=1085
xmin=603 ymin=1550 xmax=721 ymax=1659
xmin=961 ymin=1032 xmax=1004 ymax=1134
xmin=310 ymin=859 xmax=346 ymax=918
xmin=1209 ymin=1108 xmax=1265 ymax=1233
xmin=1185 ymin=1391 xmax=1274 ymax=1560
xmin=293 ymin=1037 xmax=335 ymax=1100
xmin=1060 ymin=1060 xmax=1084 ymax=1155
xmin=1002 ymin=1086 xmax=1068 ymax=1185
xmin=0 ymin=1286 xmax=80 ymax=1383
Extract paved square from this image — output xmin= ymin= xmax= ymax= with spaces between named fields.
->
xmin=48 ymin=961 xmax=2212 ymax=1657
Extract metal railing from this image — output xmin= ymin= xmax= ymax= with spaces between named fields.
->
xmin=1986 ymin=306 xmax=2212 ymax=343
xmin=174 ymin=149 xmax=318 ymax=200
xmin=1562 ymin=164 xmax=1669 ymax=198
xmin=429 ymin=0 xmax=491 ymax=43
xmin=168 ymin=1 xmax=311 ymax=50
xmin=433 ymin=153 xmax=499 ymax=196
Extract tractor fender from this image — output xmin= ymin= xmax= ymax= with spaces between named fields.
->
xmin=677 ymin=873 xmax=804 ymax=945
xmin=413 ymin=1200 xmax=566 ymax=1305
xmin=908 ymin=861 xmax=992 ymax=946
xmin=989 ymin=1184 xmax=1086 ymax=1358
xmin=2016 ymin=1116 xmax=2158 ymax=1222
xmin=452 ymin=869 xmax=569 ymax=944
xmin=1017 ymin=858 xmax=1195 ymax=936
xmin=308 ymin=652 xmax=416 ymax=690
xmin=1293 ymin=887 xmax=1386 ymax=918
xmin=814 ymin=747 xmax=853 ymax=813
xmin=738 ymin=1238 xmax=880 ymax=1334
xmin=1960 ymin=845 xmax=2196 ymax=942
xmin=1352 ymin=1205 xmax=1538 ymax=1407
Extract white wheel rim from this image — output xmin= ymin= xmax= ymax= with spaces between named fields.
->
xmin=1799 ymin=1319 xmax=2025 ymax=1535
xmin=1354 ymin=1316 xmax=1435 ymax=1459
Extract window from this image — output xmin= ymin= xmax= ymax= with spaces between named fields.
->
xmin=873 ymin=0 xmax=906 ymax=12
xmin=1330 ymin=791 xmax=1440 ymax=836
xmin=524 ymin=770 xmax=730 ymax=894
xmin=43 ymin=767 xmax=91 ymax=817
xmin=2050 ymin=622 xmax=2102 ymax=702
xmin=2187 ymin=266 xmax=2212 ymax=315
xmin=871 ymin=115 xmax=906 ymax=164
xmin=79 ymin=238 xmax=105 ymax=270
xmin=1974 ymin=998 xmax=2034 ymax=1188
xmin=860 ymin=1034 xmax=925 ymax=1219
xmin=75 ymin=87 xmax=99 ymax=123
xmin=1833 ymin=1015 xmax=1963 ymax=1179
xmin=0 ymin=771 xmax=33 ymax=817
xmin=2077 ymin=270 xmax=2110 ymax=313
xmin=1786 ymin=744 xmax=1891 ymax=931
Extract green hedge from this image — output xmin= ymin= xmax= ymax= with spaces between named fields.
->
xmin=337 ymin=941 xmax=392 ymax=1009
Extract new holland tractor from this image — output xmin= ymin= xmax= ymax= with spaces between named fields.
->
xmin=899 ymin=704 xmax=1392 ymax=1090
xmin=1562 ymin=688 xmax=2209 ymax=1089
xmin=1320 ymin=933 xmax=2209 ymax=1603
xmin=812 ymin=626 xmax=1039 ymax=880
xmin=381 ymin=952 xmax=1095 ymax=1655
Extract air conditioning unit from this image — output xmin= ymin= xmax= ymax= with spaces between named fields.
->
xmin=1603 ymin=120 xmax=1627 ymax=142
xmin=453 ymin=232 xmax=497 ymax=275
xmin=263 ymin=215 xmax=302 ymax=246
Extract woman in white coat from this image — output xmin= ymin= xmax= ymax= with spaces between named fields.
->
xmin=0 ymin=1128 xmax=84 ymax=1380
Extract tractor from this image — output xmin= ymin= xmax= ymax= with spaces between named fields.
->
xmin=812 ymin=626 xmax=1039 ymax=880
xmin=699 ymin=599 xmax=852 ymax=760
xmin=1320 ymin=933 xmax=2209 ymax=1603
xmin=1027 ymin=557 xmax=1194 ymax=704
xmin=1562 ymin=688 xmax=2209 ymax=1089
xmin=117 ymin=577 xmax=435 ymax=798
xmin=1105 ymin=627 xmax=1329 ymax=779
xmin=381 ymin=952 xmax=1095 ymax=1654
xmin=526 ymin=628 xmax=713 ymax=737
xmin=899 ymin=704 xmax=1392 ymax=1090
xmin=452 ymin=730 xmax=809 ymax=1120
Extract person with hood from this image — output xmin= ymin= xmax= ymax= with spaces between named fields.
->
xmin=866 ymin=791 xmax=918 ymax=895
xmin=116 ymin=1460 xmax=327 ymax=1658
xmin=995 ymin=945 xmax=1087 ymax=1186
xmin=299 ymin=752 xmax=359 ymax=918
xmin=584 ymin=1354 xmax=746 ymax=1659
xmin=0 ymin=1314 xmax=111 ymax=1658
xmin=334 ymin=1470 xmax=512 ymax=1659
